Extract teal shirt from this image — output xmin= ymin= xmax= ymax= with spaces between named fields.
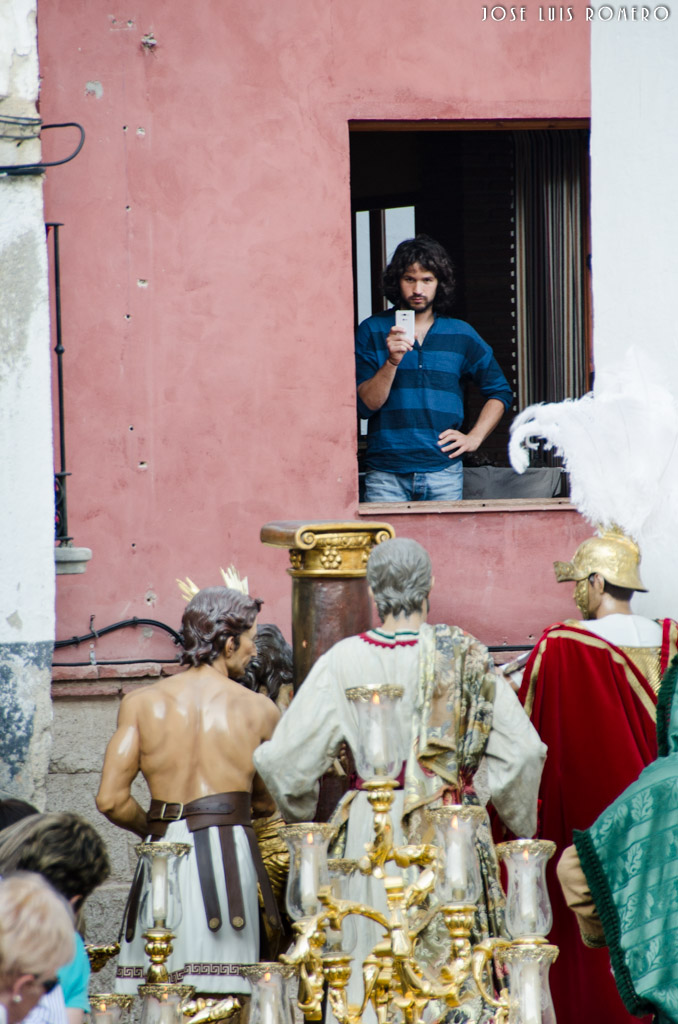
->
xmin=57 ymin=932 xmax=91 ymax=1011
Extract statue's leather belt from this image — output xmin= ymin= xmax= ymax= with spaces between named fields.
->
xmin=123 ymin=792 xmax=282 ymax=955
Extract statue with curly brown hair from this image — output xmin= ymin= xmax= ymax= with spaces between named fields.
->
xmin=96 ymin=587 xmax=282 ymax=997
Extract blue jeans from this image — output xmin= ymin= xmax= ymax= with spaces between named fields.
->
xmin=364 ymin=463 xmax=463 ymax=502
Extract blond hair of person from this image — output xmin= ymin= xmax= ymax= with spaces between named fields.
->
xmin=0 ymin=872 xmax=74 ymax=1004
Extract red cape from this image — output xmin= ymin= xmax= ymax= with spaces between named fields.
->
xmin=518 ymin=618 xmax=678 ymax=1024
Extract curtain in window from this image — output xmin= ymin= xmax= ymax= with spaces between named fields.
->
xmin=514 ymin=130 xmax=589 ymax=411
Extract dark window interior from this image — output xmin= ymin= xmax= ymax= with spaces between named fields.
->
xmin=350 ymin=125 xmax=591 ymax=500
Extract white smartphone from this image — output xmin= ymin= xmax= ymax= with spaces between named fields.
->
xmin=395 ymin=309 xmax=415 ymax=342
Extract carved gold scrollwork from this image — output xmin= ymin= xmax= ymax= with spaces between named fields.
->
xmin=279 ymin=523 xmax=396 ymax=578
xmin=86 ymin=944 xmax=121 ymax=972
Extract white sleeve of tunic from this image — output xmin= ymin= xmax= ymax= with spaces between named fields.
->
xmin=485 ymin=674 xmax=547 ymax=838
xmin=253 ymin=651 xmax=345 ymax=823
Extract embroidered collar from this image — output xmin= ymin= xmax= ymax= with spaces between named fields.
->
xmin=360 ymin=628 xmax=419 ymax=648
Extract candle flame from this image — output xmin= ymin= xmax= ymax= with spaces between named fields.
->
xmin=522 ymin=847 xmax=530 ymax=862
xmin=306 ymin=832 xmax=314 ymax=845
xmin=451 ymin=814 xmax=459 ymax=830
xmin=264 ymin=971 xmax=271 ymax=982
xmin=100 ymin=1005 xmax=107 ymax=1013
xmin=371 ymin=691 xmax=381 ymax=706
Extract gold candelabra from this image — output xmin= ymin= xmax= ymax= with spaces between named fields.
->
xmin=280 ymin=778 xmax=558 ymax=1024
xmin=93 ymin=840 xmax=242 ymax=1024
xmin=87 ymin=943 xmax=121 ymax=973
xmin=94 ymin=681 xmax=557 ymax=1024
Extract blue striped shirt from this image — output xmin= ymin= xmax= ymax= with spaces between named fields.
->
xmin=356 ymin=310 xmax=513 ymax=474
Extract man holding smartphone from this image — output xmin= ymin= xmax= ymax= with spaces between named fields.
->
xmin=356 ymin=234 xmax=512 ymax=502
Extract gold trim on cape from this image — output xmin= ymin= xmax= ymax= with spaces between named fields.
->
xmin=525 ymin=623 xmax=657 ymax=724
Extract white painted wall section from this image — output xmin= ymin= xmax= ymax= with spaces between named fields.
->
xmin=0 ymin=1 xmax=54 ymax=645
xmin=590 ymin=12 xmax=678 ymax=618
xmin=0 ymin=0 xmax=55 ymax=805
xmin=590 ymin=13 xmax=678 ymax=389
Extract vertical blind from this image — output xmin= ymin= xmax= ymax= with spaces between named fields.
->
xmin=514 ymin=130 xmax=589 ymax=410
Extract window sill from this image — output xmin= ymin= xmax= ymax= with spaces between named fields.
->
xmin=357 ymin=497 xmax=574 ymax=515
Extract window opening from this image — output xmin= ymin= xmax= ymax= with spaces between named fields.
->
xmin=351 ymin=125 xmax=591 ymax=504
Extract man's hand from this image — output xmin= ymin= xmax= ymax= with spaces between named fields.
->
xmin=437 ymin=428 xmax=481 ymax=458
xmin=437 ymin=398 xmax=506 ymax=459
xmin=385 ymin=325 xmax=413 ymax=367
xmin=358 ymin=327 xmax=413 ymax=412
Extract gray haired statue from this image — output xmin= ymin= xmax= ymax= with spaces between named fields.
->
xmin=254 ymin=535 xmax=546 ymax=1024
xmin=366 ymin=537 xmax=432 ymax=620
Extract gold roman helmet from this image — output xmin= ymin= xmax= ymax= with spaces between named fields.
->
xmin=553 ymin=526 xmax=648 ymax=592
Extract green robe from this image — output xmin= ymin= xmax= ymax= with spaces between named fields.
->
xmin=574 ymin=655 xmax=678 ymax=1023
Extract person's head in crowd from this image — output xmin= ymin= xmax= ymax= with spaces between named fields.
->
xmin=180 ymin=587 xmax=263 ymax=677
xmin=553 ymin=528 xmax=647 ymax=620
xmin=239 ymin=624 xmax=293 ymax=704
xmin=366 ymin=538 xmax=433 ymax=622
xmin=382 ymin=234 xmax=456 ymax=316
xmin=0 ymin=872 xmax=74 ymax=1024
xmin=0 ymin=800 xmax=38 ymax=834
xmin=0 ymin=813 xmax=110 ymax=918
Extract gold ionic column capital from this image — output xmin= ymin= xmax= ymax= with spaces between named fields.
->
xmin=260 ymin=521 xmax=395 ymax=578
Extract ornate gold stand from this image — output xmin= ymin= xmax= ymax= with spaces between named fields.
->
xmin=89 ymin=994 xmax=135 ymax=1014
xmin=261 ymin=519 xmax=397 ymax=820
xmin=86 ymin=943 xmax=121 ymax=973
xmin=132 ymin=841 xmax=242 ymax=1024
xmin=260 ymin=520 xmax=395 ymax=690
xmin=281 ymin=775 xmax=559 ymax=1024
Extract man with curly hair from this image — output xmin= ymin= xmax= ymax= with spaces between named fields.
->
xmin=96 ymin=587 xmax=281 ymax=997
xmin=356 ymin=235 xmax=512 ymax=502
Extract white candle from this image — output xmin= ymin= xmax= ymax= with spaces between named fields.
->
xmin=299 ymin=833 xmax=319 ymax=915
xmin=93 ymin=1008 xmax=114 ymax=1024
xmin=518 ymin=848 xmax=539 ymax=932
xmin=158 ymin=1002 xmax=178 ymax=1024
xmin=151 ymin=853 xmax=169 ymax=922
xmin=520 ymin=961 xmax=542 ymax=1024
xmin=367 ymin=692 xmax=388 ymax=774
xmin=445 ymin=816 xmax=467 ymax=901
xmin=259 ymin=973 xmax=280 ymax=1024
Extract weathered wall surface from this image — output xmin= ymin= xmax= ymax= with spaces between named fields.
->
xmin=0 ymin=0 xmax=55 ymax=806
xmin=48 ymin=682 xmax=150 ymax=989
xmin=35 ymin=1 xmax=591 ymax=660
xmin=354 ymin=507 xmax=590 ymax=646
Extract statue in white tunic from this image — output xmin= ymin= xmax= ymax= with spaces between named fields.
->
xmin=254 ymin=538 xmax=546 ymax=1023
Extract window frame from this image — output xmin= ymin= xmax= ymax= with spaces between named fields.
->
xmin=350 ymin=117 xmax=590 ymax=514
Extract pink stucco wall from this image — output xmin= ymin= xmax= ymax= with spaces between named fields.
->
xmin=38 ymin=1 xmax=591 ymax=662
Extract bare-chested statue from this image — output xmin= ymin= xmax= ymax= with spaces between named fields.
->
xmin=96 ymin=587 xmax=282 ymax=996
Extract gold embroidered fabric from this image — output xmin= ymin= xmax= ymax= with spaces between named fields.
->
xmin=620 ymin=646 xmax=662 ymax=694
xmin=252 ymin=813 xmax=289 ymax=912
xmin=401 ymin=624 xmax=505 ymax=949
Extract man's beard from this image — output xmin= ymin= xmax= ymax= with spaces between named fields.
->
xmin=403 ymin=296 xmax=434 ymax=314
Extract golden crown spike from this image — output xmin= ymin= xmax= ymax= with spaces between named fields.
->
xmin=176 ymin=566 xmax=249 ymax=602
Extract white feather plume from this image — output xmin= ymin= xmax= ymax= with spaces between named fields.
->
xmin=509 ymin=348 xmax=678 ymax=542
